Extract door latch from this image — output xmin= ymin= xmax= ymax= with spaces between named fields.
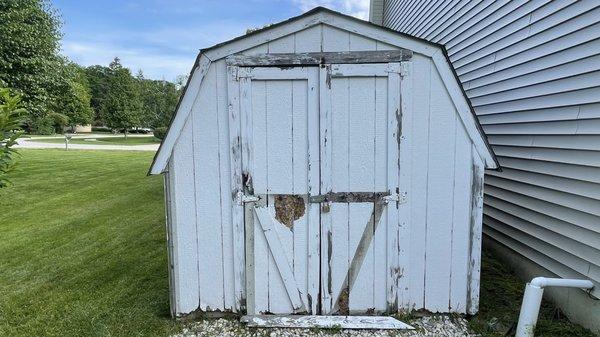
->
xmin=382 ymin=191 xmax=407 ymax=204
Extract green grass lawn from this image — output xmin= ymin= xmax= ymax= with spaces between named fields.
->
xmin=0 ymin=150 xmax=180 ymax=337
xmin=0 ymin=150 xmax=593 ymax=337
xmin=36 ymin=136 xmax=160 ymax=146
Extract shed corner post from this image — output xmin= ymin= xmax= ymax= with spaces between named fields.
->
xmin=226 ymin=65 xmax=246 ymax=312
xmin=467 ymin=146 xmax=485 ymax=314
xmin=396 ymin=59 xmax=413 ymax=311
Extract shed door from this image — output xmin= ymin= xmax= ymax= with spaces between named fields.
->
xmin=319 ymin=63 xmax=402 ymax=314
xmin=235 ymin=66 xmax=321 ymax=315
xmin=231 ymin=63 xmax=403 ymax=316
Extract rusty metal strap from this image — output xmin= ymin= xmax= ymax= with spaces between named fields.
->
xmin=309 ymin=191 xmax=390 ymax=203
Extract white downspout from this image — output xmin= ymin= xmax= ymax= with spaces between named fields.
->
xmin=515 ymin=277 xmax=594 ymax=337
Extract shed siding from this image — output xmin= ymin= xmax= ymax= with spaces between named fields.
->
xmin=381 ymin=0 xmax=600 ymax=296
xmin=167 ymin=23 xmax=484 ymax=315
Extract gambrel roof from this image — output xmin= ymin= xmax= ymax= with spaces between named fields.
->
xmin=149 ymin=7 xmax=499 ymax=175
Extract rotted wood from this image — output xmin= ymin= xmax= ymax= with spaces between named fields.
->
xmin=226 ymin=50 xmax=413 ymax=67
xmin=309 ymin=191 xmax=390 ymax=203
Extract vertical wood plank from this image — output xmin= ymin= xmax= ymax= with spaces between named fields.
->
xmin=322 ymin=25 xmax=350 ymax=52
xmin=467 ymin=146 xmax=485 ymax=315
xmin=292 ymin=78 xmax=309 ymax=312
xmin=319 ymin=65 xmax=333 ymax=313
xmin=240 ymin=71 xmax=254 ymax=314
xmin=374 ymin=75 xmax=389 ymax=312
xmin=348 ymin=203 xmax=376 ymax=313
xmin=424 ymin=67 xmax=456 ymax=312
xmin=408 ymin=55 xmax=431 ymax=310
xmin=385 ymin=67 xmax=400 ymax=312
xmin=163 ymin=172 xmax=176 ymax=316
xmin=216 ymin=60 xmax=236 ymax=311
xmin=321 ymin=24 xmax=351 ymax=314
xmin=268 ymin=34 xmax=295 ymax=53
xmin=305 ymin=67 xmax=320 ymax=314
xmin=226 ymin=65 xmax=244 ymax=312
xmin=294 ymin=25 xmax=322 ymax=53
xmin=449 ymin=123 xmax=473 ymax=313
xmin=170 ymin=118 xmax=200 ymax=315
xmin=397 ymin=61 xmax=412 ymax=310
xmin=329 ymin=74 xmax=350 ymax=314
xmin=347 ymin=75 xmax=376 ymax=312
xmin=248 ymin=78 xmax=270 ymax=314
xmin=193 ymin=65 xmax=225 ymax=311
xmin=265 ymin=79 xmax=295 ymax=314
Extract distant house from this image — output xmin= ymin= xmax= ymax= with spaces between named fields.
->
xmin=370 ymin=0 xmax=600 ymax=332
xmin=149 ymin=7 xmax=497 ymax=318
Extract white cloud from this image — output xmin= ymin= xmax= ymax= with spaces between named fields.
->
xmin=60 ymin=20 xmax=252 ymax=81
xmin=292 ymin=0 xmax=370 ymax=20
xmin=62 ymin=41 xmax=194 ymax=81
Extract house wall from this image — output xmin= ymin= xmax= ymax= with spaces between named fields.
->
xmin=378 ymin=0 xmax=600 ymax=328
xmin=166 ymin=23 xmax=487 ymax=316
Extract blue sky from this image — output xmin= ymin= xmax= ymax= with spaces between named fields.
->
xmin=53 ymin=0 xmax=369 ymax=81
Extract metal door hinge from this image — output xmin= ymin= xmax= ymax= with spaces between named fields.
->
xmin=382 ymin=191 xmax=407 ymax=204
xmin=236 ymin=191 xmax=260 ymax=204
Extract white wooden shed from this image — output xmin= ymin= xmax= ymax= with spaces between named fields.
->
xmin=149 ymin=7 xmax=498 ymax=318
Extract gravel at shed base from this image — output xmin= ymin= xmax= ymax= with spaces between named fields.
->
xmin=173 ymin=315 xmax=479 ymax=337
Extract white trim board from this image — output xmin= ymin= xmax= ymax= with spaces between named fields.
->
xmin=241 ymin=315 xmax=414 ymax=330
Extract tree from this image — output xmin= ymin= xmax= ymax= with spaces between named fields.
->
xmin=53 ymin=61 xmax=93 ymax=130
xmin=101 ymin=58 xmax=142 ymax=139
xmin=136 ymin=72 xmax=180 ymax=129
xmin=85 ymin=65 xmax=111 ymax=124
xmin=0 ymin=0 xmax=63 ymax=132
xmin=0 ymin=88 xmax=25 ymax=187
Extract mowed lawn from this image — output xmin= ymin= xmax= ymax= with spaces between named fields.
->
xmin=0 ymin=150 xmax=594 ymax=337
xmin=36 ymin=136 xmax=161 ymax=146
xmin=0 ymin=150 xmax=181 ymax=336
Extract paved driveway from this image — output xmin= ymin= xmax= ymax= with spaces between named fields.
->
xmin=15 ymin=135 xmax=159 ymax=152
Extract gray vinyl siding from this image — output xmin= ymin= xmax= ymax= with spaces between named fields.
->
xmin=369 ymin=0 xmax=385 ymax=25
xmin=380 ymin=0 xmax=600 ymax=296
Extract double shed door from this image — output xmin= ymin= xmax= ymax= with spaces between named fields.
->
xmin=229 ymin=62 xmax=404 ymax=315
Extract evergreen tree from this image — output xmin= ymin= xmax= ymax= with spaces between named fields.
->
xmin=85 ymin=65 xmax=111 ymax=125
xmin=101 ymin=58 xmax=142 ymax=139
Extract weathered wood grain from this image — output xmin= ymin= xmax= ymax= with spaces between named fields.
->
xmin=226 ymin=50 xmax=413 ymax=67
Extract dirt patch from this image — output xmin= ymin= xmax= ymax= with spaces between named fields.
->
xmin=274 ymin=195 xmax=305 ymax=230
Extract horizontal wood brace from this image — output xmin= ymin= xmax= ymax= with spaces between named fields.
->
xmin=226 ymin=50 xmax=413 ymax=67
xmin=309 ymin=191 xmax=390 ymax=203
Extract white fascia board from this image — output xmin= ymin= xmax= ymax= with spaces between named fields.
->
xmin=149 ymin=54 xmax=211 ymax=175
xmin=431 ymin=50 xmax=498 ymax=169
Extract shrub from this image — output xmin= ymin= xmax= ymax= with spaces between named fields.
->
xmin=0 ymin=88 xmax=26 ymax=187
xmin=153 ymin=126 xmax=167 ymax=140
